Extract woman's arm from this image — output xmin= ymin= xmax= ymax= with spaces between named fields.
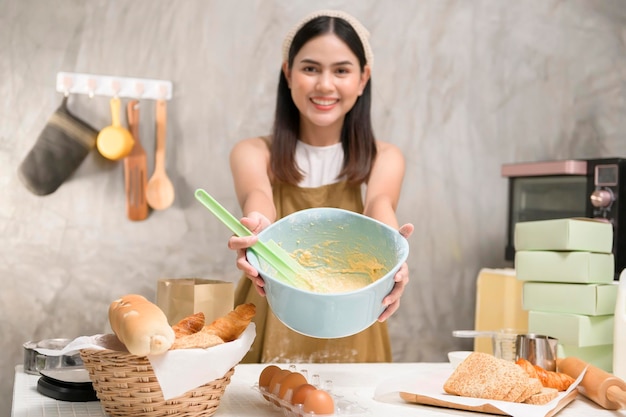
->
xmin=363 ymin=141 xmax=406 ymax=227
xmin=230 ymin=137 xmax=276 ymax=221
xmin=228 ymin=137 xmax=276 ymax=295
xmin=363 ymin=140 xmax=413 ymax=322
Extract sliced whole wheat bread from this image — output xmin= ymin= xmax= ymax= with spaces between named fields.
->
xmin=524 ymin=387 xmax=559 ymax=405
xmin=444 ymin=352 xmax=544 ymax=403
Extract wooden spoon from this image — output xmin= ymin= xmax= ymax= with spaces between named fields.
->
xmin=146 ymin=100 xmax=174 ymax=210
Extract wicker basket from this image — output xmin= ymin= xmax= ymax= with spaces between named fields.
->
xmin=80 ymin=348 xmax=235 ymax=417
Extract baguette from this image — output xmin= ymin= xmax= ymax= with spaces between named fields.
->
xmin=516 ymin=358 xmax=575 ymax=391
xmin=108 ymin=294 xmax=175 ymax=356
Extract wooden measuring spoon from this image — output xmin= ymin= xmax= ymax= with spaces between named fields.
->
xmin=146 ymin=100 xmax=174 ymax=210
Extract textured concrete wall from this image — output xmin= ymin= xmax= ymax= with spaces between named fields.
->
xmin=2 ymin=0 xmax=626 ymax=414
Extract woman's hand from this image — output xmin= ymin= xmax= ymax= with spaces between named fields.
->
xmin=227 ymin=211 xmax=272 ymax=297
xmin=378 ymin=223 xmax=414 ymax=322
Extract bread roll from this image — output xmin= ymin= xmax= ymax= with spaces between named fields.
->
xmin=108 ymin=294 xmax=175 ymax=356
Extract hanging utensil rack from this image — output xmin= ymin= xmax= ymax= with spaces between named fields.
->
xmin=56 ymin=72 xmax=173 ymax=101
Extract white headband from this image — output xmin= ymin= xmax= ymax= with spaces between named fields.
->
xmin=282 ymin=9 xmax=374 ymax=69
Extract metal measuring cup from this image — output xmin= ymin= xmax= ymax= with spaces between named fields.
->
xmin=515 ymin=333 xmax=558 ymax=371
xmin=451 ymin=328 xmax=523 ymax=362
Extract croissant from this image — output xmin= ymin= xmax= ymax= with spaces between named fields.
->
xmin=516 ymin=358 xmax=575 ymax=391
xmin=170 ymin=329 xmax=224 ymax=349
xmin=172 ymin=312 xmax=205 ymax=338
xmin=204 ymin=303 xmax=256 ymax=342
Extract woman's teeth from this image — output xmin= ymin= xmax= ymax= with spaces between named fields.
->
xmin=311 ymin=98 xmax=337 ymax=106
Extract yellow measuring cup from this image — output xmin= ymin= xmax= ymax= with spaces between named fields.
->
xmin=96 ymin=97 xmax=134 ymax=160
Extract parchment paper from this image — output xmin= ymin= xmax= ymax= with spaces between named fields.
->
xmin=374 ymin=365 xmax=585 ymax=417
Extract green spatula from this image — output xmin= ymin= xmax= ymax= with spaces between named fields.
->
xmin=194 ymin=189 xmax=312 ymax=290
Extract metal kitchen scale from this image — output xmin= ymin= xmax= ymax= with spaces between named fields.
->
xmin=24 ymin=338 xmax=98 ymax=402
xmin=36 ymin=368 xmax=98 ymax=402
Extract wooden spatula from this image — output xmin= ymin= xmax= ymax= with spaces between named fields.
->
xmin=124 ymin=100 xmax=149 ymax=221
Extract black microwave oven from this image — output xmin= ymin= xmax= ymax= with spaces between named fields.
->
xmin=502 ymin=157 xmax=626 ymax=278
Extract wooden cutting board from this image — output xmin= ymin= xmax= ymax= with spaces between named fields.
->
xmin=399 ymin=389 xmax=578 ymax=416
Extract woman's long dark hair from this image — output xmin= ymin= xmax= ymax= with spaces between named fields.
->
xmin=270 ymin=16 xmax=376 ymax=185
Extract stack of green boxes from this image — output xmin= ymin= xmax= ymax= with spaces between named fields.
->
xmin=514 ymin=218 xmax=618 ymax=372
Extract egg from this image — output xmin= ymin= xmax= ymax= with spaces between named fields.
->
xmin=302 ymin=389 xmax=334 ymax=415
xmin=268 ymin=369 xmax=292 ymax=404
xmin=291 ymin=383 xmax=317 ymax=405
xmin=258 ymin=365 xmax=281 ymax=401
xmin=259 ymin=365 xmax=281 ymax=390
xmin=277 ymin=372 xmax=307 ymax=402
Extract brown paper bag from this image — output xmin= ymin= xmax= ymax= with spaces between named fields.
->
xmin=156 ymin=278 xmax=234 ymax=326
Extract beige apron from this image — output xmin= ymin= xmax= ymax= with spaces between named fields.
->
xmin=235 ymin=180 xmax=392 ymax=363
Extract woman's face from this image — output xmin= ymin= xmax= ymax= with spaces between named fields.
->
xmin=283 ymin=33 xmax=370 ymax=134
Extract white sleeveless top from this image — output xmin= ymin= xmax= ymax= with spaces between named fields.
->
xmin=295 ymin=141 xmax=344 ymax=187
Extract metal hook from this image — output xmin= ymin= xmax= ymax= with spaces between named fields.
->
xmin=62 ymin=76 xmax=72 ymax=97
xmin=87 ymin=78 xmax=97 ymax=99
xmin=134 ymin=82 xmax=145 ymax=100
xmin=159 ymin=84 xmax=168 ymax=100
xmin=111 ymin=79 xmax=121 ymax=99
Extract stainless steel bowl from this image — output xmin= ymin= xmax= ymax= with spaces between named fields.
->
xmin=23 ymin=338 xmax=83 ymax=375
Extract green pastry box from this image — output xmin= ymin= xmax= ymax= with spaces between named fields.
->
xmin=557 ymin=344 xmax=613 ymax=373
xmin=528 ymin=310 xmax=614 ymax=347
xmin=514 ymin=218 xmax=613 ymax=253
xmin=523 ymin=281 xmax=618 ymax=315
xmin=515 ymin=250 xmax=614 ymax=283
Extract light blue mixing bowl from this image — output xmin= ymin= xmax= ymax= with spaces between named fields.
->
xmin=246 ymin=207 xmax=410 ymax=339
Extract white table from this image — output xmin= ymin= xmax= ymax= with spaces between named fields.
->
xmin=12 ymin=363 xmax=626 ymax=416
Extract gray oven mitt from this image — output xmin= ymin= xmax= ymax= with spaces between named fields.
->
xmin=18 ymin=97 xmax=98 ymax=195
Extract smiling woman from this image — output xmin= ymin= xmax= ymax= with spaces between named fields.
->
xmin=282 ymin=33 xmax=370 ymax=135
xmin=7 ymin=1 xmax=626 ymax=416
xmin=224 ymin=9 xmax=413 ymax=364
